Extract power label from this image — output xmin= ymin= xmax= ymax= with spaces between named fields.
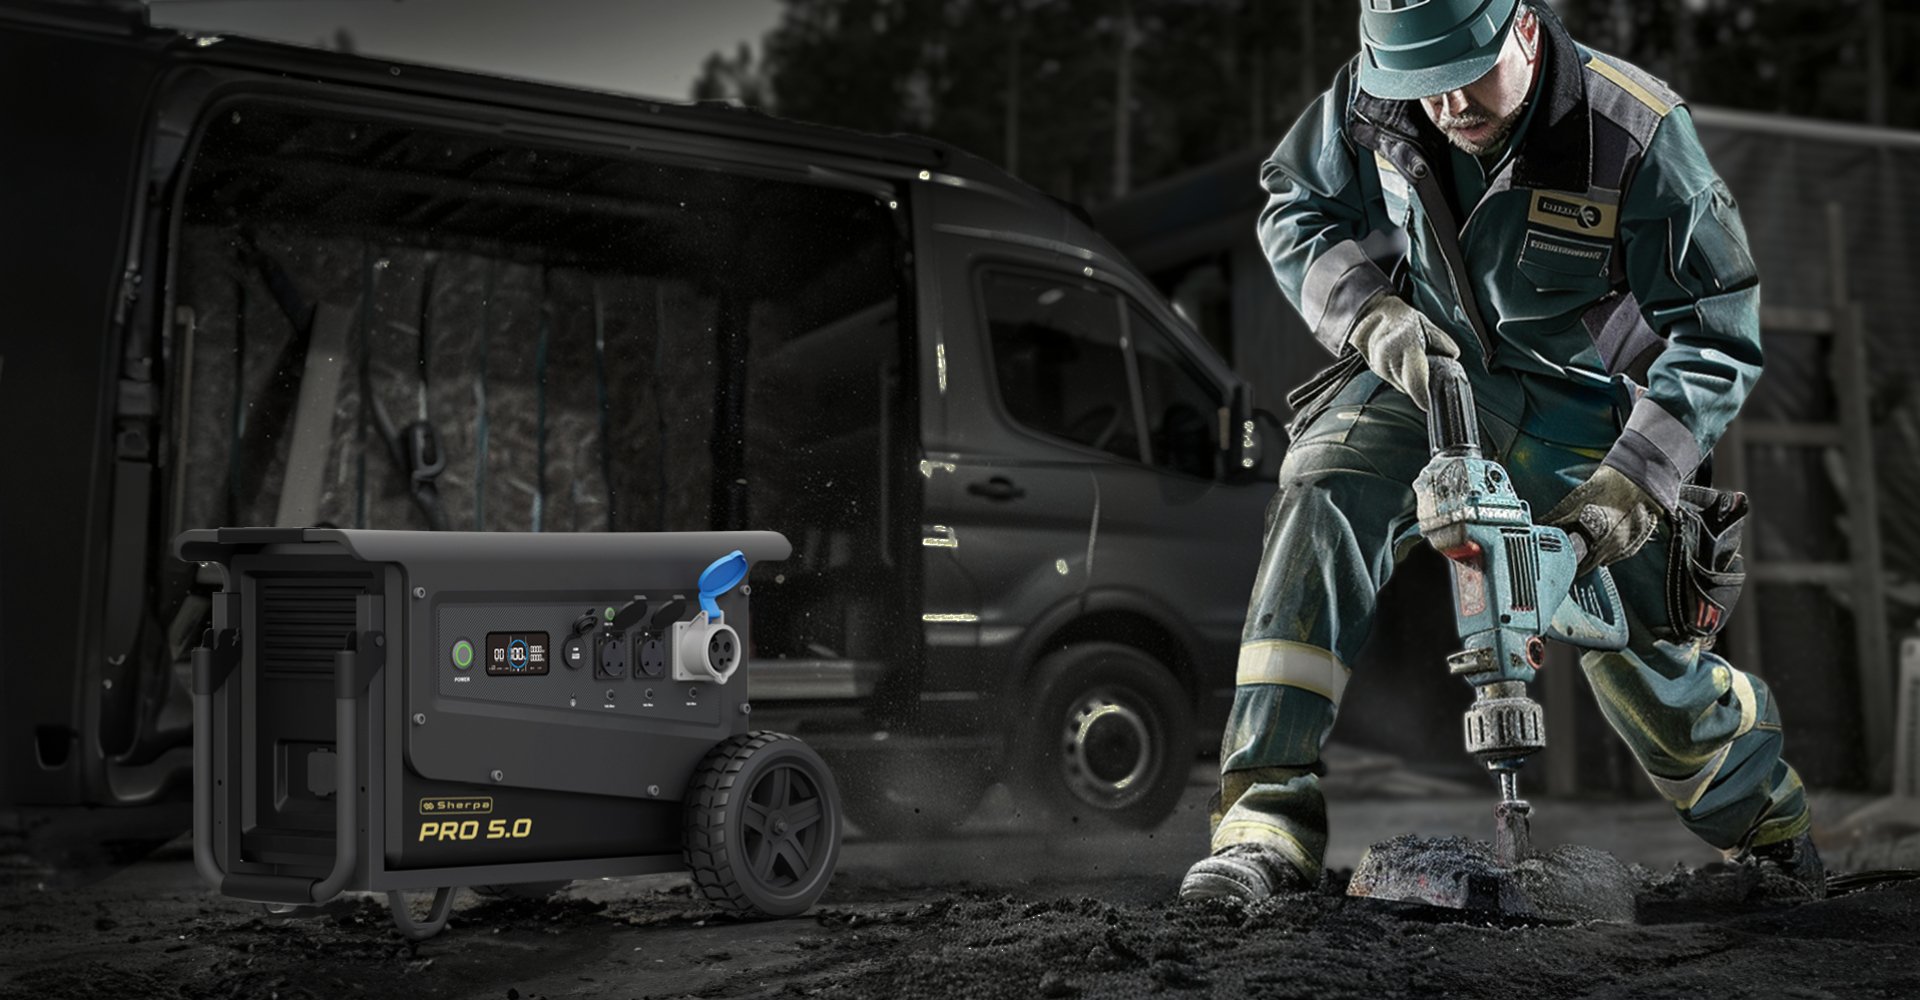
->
xmin=416 ymin=817 xmax=535 ymax=842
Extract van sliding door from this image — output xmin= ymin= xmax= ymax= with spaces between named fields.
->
xmin=915 ymin=228 xmax=1103 ymax=713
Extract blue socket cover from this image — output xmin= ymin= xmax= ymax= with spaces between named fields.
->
xmin=698 ymin=549 xmax=749 ymax=621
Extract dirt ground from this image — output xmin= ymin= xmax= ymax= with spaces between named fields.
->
xmin=5 ymin=769 xmax=1920 ymax=1000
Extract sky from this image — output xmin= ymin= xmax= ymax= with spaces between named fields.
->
xmin=145 ymin=0 xmax=785 ymax=102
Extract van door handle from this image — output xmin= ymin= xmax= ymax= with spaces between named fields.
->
xmin=967 ymin=477 xmax=1026 ymax=501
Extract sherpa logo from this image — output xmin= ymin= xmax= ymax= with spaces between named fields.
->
xmin=1526 ymin=190 xmax=1618 ymax=238
xmin=1536 ymin=195 xmax=1602 ymax=229
xmin=419 ymin=796 xmax=494 ymax=815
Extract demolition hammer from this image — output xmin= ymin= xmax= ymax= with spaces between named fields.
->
xmin=1412 ymin=355 xmax=1631 ymax=866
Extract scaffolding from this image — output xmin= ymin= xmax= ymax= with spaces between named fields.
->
xmin=1717 ymin=201 xmax=1894 ymax=789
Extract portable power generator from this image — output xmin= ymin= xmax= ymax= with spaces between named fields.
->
xmin=177 ymin=527 xmax=841 ymax=938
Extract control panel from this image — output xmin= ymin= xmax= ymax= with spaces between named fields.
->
xmin=434 ymin=593 xmax=743 ymax=726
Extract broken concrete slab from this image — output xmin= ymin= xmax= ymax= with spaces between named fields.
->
xmin=1347 ymin=834 xmax=1644 ymax=922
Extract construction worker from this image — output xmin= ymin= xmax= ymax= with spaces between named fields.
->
xmin=1180 ymin=0 xmax=1822 ymax=902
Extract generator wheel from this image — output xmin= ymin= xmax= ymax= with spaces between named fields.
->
xmin=1008 ymin=642 xmax=1193 ymax=830
xmin=684 ymin=731 xmax=841 ymax=917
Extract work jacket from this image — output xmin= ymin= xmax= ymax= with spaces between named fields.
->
xmin=1260 ymin=7 xmax=1761 ymax=513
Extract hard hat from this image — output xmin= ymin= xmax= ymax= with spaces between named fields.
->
xmin=1357 ymin=0 xmax=1522 ymax=101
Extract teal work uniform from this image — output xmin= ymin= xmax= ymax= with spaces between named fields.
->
xmin=1214 ymin=7 xmax=1809 ymax=881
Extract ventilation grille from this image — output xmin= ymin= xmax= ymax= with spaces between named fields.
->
xmin=1504 ymin=531 xmax=1538 ymax=612
xmin=1573 ymin=580 xmax=1611 ymax=623
xmin=256 ymin=577 xmax=365 ymax=675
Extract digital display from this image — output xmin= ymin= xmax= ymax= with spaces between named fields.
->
xmin=484 ymin=632 xmax=550 ymax=676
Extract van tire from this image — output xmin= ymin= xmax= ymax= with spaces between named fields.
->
xmin=1008 ymin=642 xmax=1193 ymax=830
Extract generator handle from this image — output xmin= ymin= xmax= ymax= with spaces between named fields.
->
xmin=190 ymin=629 xmax=239 ymax=891
xmin=192 ymin=632 xmax=378 ymax=905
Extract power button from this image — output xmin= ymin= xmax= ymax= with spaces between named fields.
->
xmin=451 ymin=639 xmax=475 ymax=670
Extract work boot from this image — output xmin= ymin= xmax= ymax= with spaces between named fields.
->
xmin=1737 ymin=830 xmax=1826 ymax=900
xmin=1178 ymin=844 xmax=1314 ymax=903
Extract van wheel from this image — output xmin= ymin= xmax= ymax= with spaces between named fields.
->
xmin=1008 ymin=642 xmax=1193 ymax=830
xmin=684 ymin=732 xmax=842 ymax=917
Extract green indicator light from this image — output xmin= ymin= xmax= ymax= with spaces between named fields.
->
xmin=452 ymin=640 xmax=474 ymax=669
xmin=604 ymin=606 xmax=617 ymax=622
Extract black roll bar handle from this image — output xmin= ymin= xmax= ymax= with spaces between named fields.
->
xmin=191 ymin=627 xmax=384 ymax=906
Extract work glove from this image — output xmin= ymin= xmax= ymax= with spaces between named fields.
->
xmin=1347 ymin=293 xmax=1460 ymax=411
xmin=1542 ymin=465 xmax=1662 ymax=575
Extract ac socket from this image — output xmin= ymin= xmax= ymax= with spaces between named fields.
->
xmin=671 ymin=611 xmax=740 ymax=684
xmin=593 ymin=634 xmax=626 ymax=680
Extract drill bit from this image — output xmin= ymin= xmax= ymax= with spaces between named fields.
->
xmin=1492 ymin=767 xmax=1532 ymax=867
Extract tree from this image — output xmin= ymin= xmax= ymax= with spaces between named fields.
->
xmin=1548 ymin=0 xmax=1915 ymax=129
xmin=694 ymin=0 xmax=1912 ymax=208
xmin=691 ymin=42 xmax=772 ymax=107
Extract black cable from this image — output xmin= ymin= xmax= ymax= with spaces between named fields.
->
xmin=1827 ymin=868 xmax=1920 ymax=896
xmin=654 ymin=283 xmax=669 ymax=531
xmin=355 ymin=247 xmax=375 ymax=528
xmin=533 ymin=267 xmax=550 ymax=532
xmin=416 ymin=257 xmax=434 ymax=425
xmin=408 ymin=257 xmax=448 ymax=531
xmin=593 ymin=279 xmax=616 ymax=531
xmin=474 ymin=259 xmax=493 ymax=530
xmin=227 ymin=276 xmax=246 ymax=526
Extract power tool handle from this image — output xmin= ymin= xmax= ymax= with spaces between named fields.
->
xmin=1567 ymin=529 xmax=1590 ymax=567
xmin=1425 ymin=354 xmax=1480 ymax=458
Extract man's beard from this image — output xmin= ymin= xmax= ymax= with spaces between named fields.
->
xmin=1434 ymin=102 xmax=1523 ymax=157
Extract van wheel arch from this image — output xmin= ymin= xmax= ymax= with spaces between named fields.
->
xmin=1003 ymin=641 xmax=1195 ymax=830
xmin=1004 ymin=606 xmax=1203 ymax=717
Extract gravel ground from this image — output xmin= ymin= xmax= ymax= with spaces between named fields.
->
xmin=4 ymin=772 xmax=1918 ymax=999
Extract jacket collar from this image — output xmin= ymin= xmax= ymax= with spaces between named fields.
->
xmin=1348 ymin=3 xmax=1591 ymax=193
xmin=1509 ymin=4 xmax=1591 ymax=192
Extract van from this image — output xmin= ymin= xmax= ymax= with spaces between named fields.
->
xmin=0 ymin=2 xmax=1278 ymax=842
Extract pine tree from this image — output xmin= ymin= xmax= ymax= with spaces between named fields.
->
xmin=693 ymin=0 xmax=1912 ymax=207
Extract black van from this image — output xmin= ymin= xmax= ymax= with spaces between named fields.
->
xmin=0 ymin=1 xmax=1278 ymax=841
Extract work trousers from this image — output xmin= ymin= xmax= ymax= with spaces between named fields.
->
xmin=1211 ymin=369 xmax=1810 ymax=880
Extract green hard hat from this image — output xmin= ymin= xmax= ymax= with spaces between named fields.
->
xmin=1357 ymin=0 xmax=1522 ymax=101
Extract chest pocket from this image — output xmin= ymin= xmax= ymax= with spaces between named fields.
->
xmin=1515 ymin=229 xmax=1613 ymax=292
xmin=1373 ymin=152 xmax=1411 ymax=229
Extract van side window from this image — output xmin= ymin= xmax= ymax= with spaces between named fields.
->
xmin=982 ymin=271 xmax=1142 ymax=462
xmin=1127 ymin=304 xmax=1223 ymax=479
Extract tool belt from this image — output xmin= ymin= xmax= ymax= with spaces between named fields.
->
xmin=1660 ymin=483 xmax=1749 ymax=642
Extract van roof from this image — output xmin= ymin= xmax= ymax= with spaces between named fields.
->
xmin=203 ymin=39 xmax=958 ymax=172
xmin=21 ymin=0 xmax=979 ymax=172
xmin=11 ymin=0 xmax=1114 ymax=256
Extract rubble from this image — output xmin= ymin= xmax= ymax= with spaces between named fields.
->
xmin=3 ymin=840 xmax=1917 ymax=999
xmin=1350 ymin=835 xmax=1644 ymax=921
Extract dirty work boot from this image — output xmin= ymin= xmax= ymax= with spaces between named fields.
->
xmin=1178 ymin=845 xmax=1313 ymax=903
xmin=1737 ymin=831 xmax=1826 ymax=900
